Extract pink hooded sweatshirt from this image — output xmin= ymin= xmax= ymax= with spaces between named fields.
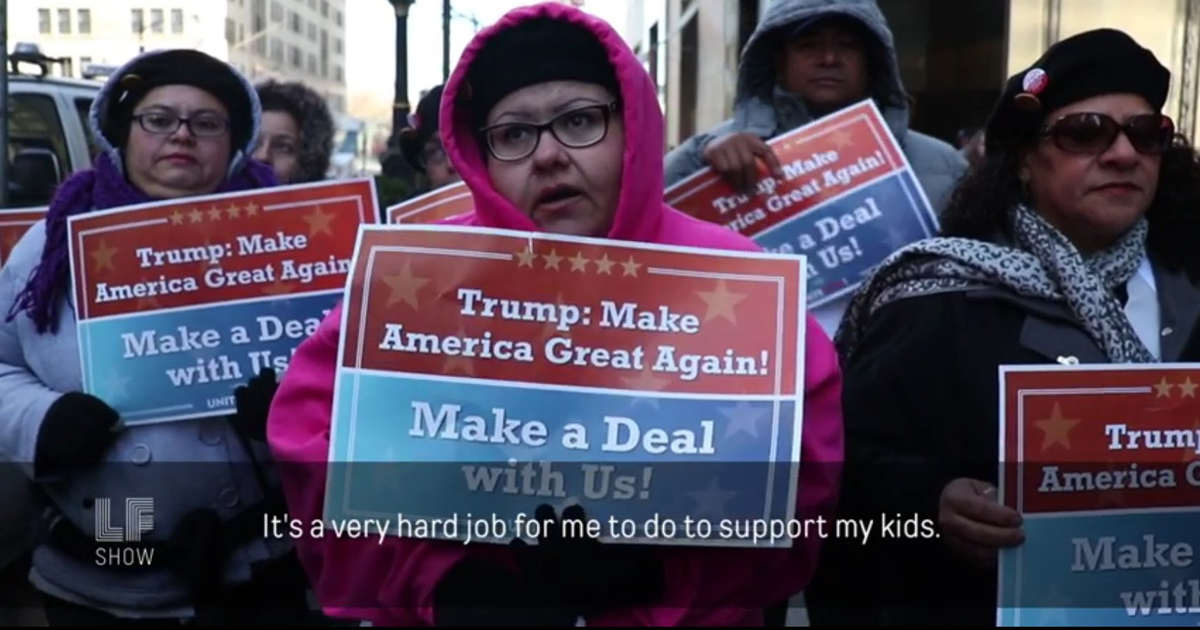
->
xmin=266 ymin=2 xmax=844 ymax=626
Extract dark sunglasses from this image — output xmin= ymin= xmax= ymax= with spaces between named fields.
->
xmin=1039 ymin=112 xmax=1175 ymax=155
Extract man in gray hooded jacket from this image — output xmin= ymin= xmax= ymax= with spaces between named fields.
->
xmin=663 ymin=0 xmax=968 ymax=337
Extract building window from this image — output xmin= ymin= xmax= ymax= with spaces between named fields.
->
xmin=335 ymin=38 xmax=342 ymax=54
xmin=290 ymin=12 xmax=302 ymax=33
xmin=335 ymin=10 xmax=342 ymax=26
xmin=334 ymin=65 xmax=343 ymax=82
xmin=226 ymin=18 xmax=236 ymax=44
xmin=171 ymin=9 xmax=184 ymax=33
xmin=307 ymin=53 xmax=316 ymax=74
xmin=308 ymin=22 xmax=316 ymax=41
xmin=270 ymin=38 xmax=284 ymax=64
xmin=131 ymin=8 xmax=144 ymax=34
xmin=308 ymin=0 xmax=315 ymax=8
xmin=38 ymin=8 xmax=51 ymax=34
xmin=321 ymin=1 xmax=328 ymax=18
xmin=290 ymin=45 xmax=302 ymax=68
xmin=252 ymin=0 xmax=266 ymax=32
xmin=270 ymin=1 xmax=284 ymax=22
xmin=150 ymin=9 xmax=163 ymax=33
xmin=78 ymin=9 xmax=91 ymax=34
xmin=58 ymin=8 xmax=71 ymax=34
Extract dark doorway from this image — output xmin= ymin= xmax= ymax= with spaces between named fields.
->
xmin=878 ymin=0 xmax=1008 ymax=146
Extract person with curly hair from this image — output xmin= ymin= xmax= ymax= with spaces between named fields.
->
xmin=821 ymin=28 xmax=1200 ymax=626
xmin=253 ymin=79 xmax=336 ymax=184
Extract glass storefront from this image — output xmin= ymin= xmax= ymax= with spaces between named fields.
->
xmin=880 ymin=0 xmax=1200 ymax=145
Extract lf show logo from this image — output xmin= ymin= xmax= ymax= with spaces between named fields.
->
xmin=93 ymin=497 xmax=155 ymax=566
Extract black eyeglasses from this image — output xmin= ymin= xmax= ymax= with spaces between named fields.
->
xmin=479 ymin=101 xmax=619 ymax=162
xmin=132 ymin=111 xmax=230 ymax=138
xmin=1039 ymin=112 xmax=1174 ymax=156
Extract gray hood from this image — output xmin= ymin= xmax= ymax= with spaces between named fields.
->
xmin=736 ymin=0 xmax=910 ymax=139
xmin=87 ymin=48 xmax=263 ymax=181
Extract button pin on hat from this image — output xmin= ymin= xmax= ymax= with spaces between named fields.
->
xmin=1014 ymin=68 xmax=1047 ymax=112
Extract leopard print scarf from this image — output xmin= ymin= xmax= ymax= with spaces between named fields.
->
xmin=834 ymin=203 xmax=1155 ymax=364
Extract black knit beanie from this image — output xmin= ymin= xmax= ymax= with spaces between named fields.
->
xmin=461 ymin=17 xmax=621 ymax=130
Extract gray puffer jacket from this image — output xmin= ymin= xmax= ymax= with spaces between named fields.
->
xmin=663 ymin=0 xmax=968 ymax=334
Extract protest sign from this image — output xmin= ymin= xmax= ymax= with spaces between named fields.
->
xmin=325 ymin=224 xmax=807 ymax=547
xmin=997 ymin=364 xmax=1200 ymax=626
xmin=68 ymin=178 xmax=378 ymax=426
xmin=386 ymin=180 xmax=473 ymax=224
xmin=664 ymin=99 xmax=938 ymax=308
xmin=0 ymin=207 xmax=48 ymax=267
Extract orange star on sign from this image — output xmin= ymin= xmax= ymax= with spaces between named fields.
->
xmin=696 ymin=279 xmax=748 ymax=324
xmin=383 ymin=262 xmax=430 ymax=309
xmin=443 ymin=330 xmax=475 ymax=376
xmin=621 ymin=366 xmax=669 ymax=392
xmin=304 ymin=206 xmax=335 ymax=236
xmin=90 ymin=239 xmax=118 ymax=273
xmin=1035 ymin=402 xmax=1079 ymax=452
xmin=262 ymin=280 xmax=295 ymax=296
xmin=829 ymin=129 xmax=854 ymax=149
xmin=594 ymin=254 xmax=615 ymax=275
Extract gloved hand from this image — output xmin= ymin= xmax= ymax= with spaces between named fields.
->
xmin=230 ymin=368 xmax=279 ymax=442
xmin=169 ymin=508 xmax=226 ymax=612
xmin=509 ymin=504 xmax=665 ymax=617
xmin=433 ymin=556 xmax=576 ymax=627
xmin=34 ymin=392 xmax=120 ymax=478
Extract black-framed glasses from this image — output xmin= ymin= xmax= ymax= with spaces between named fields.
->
xmin=480 ymin=101 xmax=620 ymax=162
xmin=132 ymin=111 xmax=230 ymax=138
xmin=420 ymin=142 xmax=448 ymax=168
xmin=1039 ymin=112 xmax=1174 ymax=156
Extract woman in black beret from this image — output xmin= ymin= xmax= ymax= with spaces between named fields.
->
xmin=825 ymin=28 xmax=1200 ymax=626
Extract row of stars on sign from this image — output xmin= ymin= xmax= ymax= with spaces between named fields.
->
xmin=514 ymin=248 xmax=643 ymax=276
xmin=168 ymin=203 xmax=262 ymax=224
xmin=1153 ymin=377 xmax=1198 ymax=398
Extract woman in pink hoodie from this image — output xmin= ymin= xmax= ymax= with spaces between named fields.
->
xmin=266 ymin=2 xmax=843 ymax=626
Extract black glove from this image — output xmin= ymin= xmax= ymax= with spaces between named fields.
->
xmin=169 ymin=508 xmax=227 ymax=622
xmin=509 ymin=504 xmax=665 ymax=617
xmin=433 ymin=556 xmax=576 ymax=627
xmin=34 ymin=392 xmax=120 ymax=478
xmin=230 ymin=368 xmax=279 ymax=442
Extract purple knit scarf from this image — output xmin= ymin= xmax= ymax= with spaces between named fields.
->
xmin=6 ymin=153 xmax=277 ymax=334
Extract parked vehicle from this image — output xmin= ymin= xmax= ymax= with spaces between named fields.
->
xmin=5 ymin=43 xmax=102 ymax=209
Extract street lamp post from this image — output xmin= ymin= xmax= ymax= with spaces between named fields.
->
xmin=383 ymin=0 xmax=416 ymax=183
xmin=388 ymin=0 xmax=415 ymax=139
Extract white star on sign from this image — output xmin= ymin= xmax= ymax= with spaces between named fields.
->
xmin=103 ymin=372 xmax=131 ymax=404
xmin=1035 ymin=584 xmax=1071 ymax=626
xmin=720 ymin=402 xmax=769 ymax=439
xmin=687 ymin=477 xmax=737 ymax=521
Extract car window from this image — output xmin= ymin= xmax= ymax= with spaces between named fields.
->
xmin=74 ymin=96 xmax=100 ymax=160
xmin=8 ymin=93 xmax=70 ymax=178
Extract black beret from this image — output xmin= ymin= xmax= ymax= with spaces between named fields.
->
xmin=984 ymin=28 xmax=1170 ymax=154
xmin=104 ymin=49 xmax=255 ymax=153
xmin=461 ymin=17 xmax=621 ymax=130
xmin=399 ymin=85 xmax=445 ymax=173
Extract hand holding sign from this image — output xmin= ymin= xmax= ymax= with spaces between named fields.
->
xmin=702 ymin=132 xmax=785 ymax=193
xmin=939 ymin=478 xmax=1024 ymax=568
xmin=510 ymin=504 xmax=665 ymax=615
xmin=666 ymin=99 xmax=939 ymax=309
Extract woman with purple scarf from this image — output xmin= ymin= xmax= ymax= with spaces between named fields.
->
xmin=0 ymin=49 xmax=318 ymax=626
